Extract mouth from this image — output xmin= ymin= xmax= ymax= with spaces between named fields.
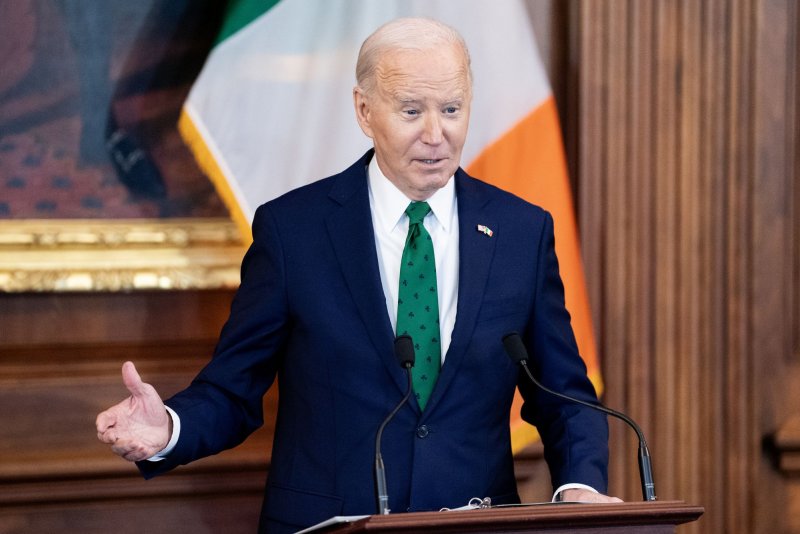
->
xmin=415 ymin=158 xmax=446 ymax=165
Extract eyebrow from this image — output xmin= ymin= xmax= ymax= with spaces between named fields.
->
xmin=394 ymin=95 xmax=465 ymax=106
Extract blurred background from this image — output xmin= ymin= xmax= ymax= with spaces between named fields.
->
xmin=1 ymin=1 xmax=798 ymax=533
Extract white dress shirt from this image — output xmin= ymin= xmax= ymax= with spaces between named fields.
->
xmin=367 ymin=156 xmax=459 ymax=362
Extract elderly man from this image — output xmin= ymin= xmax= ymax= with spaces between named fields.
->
xmin=96 ymin=17 xmax=620 ymax=533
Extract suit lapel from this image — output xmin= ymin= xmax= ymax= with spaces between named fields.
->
xmin=424 ymin=170 xmax=497 ymax=414
xmin=325 ymin=153 xmax=407 ymax=396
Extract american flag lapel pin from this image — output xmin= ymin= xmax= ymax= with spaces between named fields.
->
xmin=476 ymin=224 xmax=493 ymax=237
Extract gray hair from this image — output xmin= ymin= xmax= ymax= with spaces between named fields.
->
xmin=355 ymin=17 xmax=472 ymax=94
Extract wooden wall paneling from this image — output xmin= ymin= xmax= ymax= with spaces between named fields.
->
xmin=752 ymin=0 xmax=797 ymax=532
xmin=574 ymin=0 xmax=629 ymax=500
xmin=787 ymin=4 xmax=800 ymax=525
xmin=777 ymin=415 xmax=800 ymax=533
xmin=603 ymin=0 xmax=634 ymax=502
xmin=0 ymin=291 xmax=278 ymax=533
xmin=576 ymin=0 xmax=626 ymax=498
xmin=677 ymin=0 xmax=703 ymax=511
xmin=794 ymin=0 xmax=800 ymax=373
xmin=651 ymin=0 xmax=682 ymax=509
xmin=625 ymin=0 xmax=656 ymax=512
xmin=700 ymin=2 xmax=731 ymax=531
xmin=571 ymin=0 xmax=799 ymax=532
xmin=722 ymin=1 xmax=754 ymax=531
xmin=0 ymin=495 xmax=265 ymax=534
xmin=577 ymin=0 xmax=606 ymax=338
xmin=608 ymin=0 xmax=630 ymax=495
xmin=0 ymin=291 xmax=235 ymax=346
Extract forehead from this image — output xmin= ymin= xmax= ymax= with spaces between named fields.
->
xmin=374 ymin=45 xmax=471 ymax=99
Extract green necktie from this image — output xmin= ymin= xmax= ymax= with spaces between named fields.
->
xmin=396 ymin=201 xmax=441 ymax=411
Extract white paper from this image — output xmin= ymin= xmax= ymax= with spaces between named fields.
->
xmin=295 ymin=515 xmax=370 ymax=534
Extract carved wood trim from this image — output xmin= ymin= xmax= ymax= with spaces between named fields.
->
xmin=773 ymin=415 xmax=800 ymax=475
xmin=0 ymin=219 xmax=246 ymax=292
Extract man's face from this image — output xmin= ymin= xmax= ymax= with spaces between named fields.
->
xmin=354 ymin=44 xmax=471 ymax=201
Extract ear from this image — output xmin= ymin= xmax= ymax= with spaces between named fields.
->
xmin=353 ymin=86 xmax=374 ymax=139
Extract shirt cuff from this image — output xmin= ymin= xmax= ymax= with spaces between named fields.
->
xmin=552 ymin=483 xmax=599 ymax=502
xmin=145 ymin=406 xmax=181 ymax=462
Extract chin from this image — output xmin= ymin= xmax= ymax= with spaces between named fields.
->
xmin=417 ymin=177 xmax=452 ymax=197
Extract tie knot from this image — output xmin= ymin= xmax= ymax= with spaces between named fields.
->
xmin=405 ymin=202 xmax=431 ymax=225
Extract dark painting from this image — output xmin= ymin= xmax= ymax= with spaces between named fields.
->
xmin=0 ymin=0 xmax=229 ymax=219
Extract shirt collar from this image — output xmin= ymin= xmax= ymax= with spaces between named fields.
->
xmin=367 ymin=154 xmax=456 ymax=234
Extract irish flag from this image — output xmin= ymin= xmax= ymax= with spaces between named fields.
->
xmin=179 ymin=0 xmax=601 ymax=453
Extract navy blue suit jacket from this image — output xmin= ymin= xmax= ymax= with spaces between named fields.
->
xmin=138 ymin=151 xmax=608 ymax=532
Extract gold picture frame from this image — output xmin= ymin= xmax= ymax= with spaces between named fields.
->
xmin=0 ymin=218 xmax=246 ymax=292
xmin=0 ymin=4 xmax=248 ymax=293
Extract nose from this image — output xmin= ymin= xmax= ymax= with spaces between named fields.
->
xmin=421 ymin=113 xmax=443 ymax=145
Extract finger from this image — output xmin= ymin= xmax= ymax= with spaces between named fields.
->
xmin=121 ymin=361 xmax=147 ymax=398
xmin=95 ymin=410 xmax=115 ymax=433
xmin=113 ymin=440 xmax=150 ymax=462
xmin=98 ymin=427 xmax=117 ymax=445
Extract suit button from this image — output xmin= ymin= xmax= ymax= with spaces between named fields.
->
xmin=416 ymin=425 xmax=429 ymax=438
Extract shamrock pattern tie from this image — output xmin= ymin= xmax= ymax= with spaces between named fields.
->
xmin=396 ymin=201 xmax=441 ymax=411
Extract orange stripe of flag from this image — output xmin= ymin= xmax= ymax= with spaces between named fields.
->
xmin=466 ymin=96 xmax=602 ymax=452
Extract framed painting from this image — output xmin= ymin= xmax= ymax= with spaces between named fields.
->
xmin=0 ymin=1 xmax=245 ymax=291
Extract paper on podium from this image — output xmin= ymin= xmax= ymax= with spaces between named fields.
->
xmin=296 ymin=515 xmax=369 ymax=534
xmin=296 ymin=501 xmax=577 ymax=533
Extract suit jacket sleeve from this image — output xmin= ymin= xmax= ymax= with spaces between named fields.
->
xmin=518 ymin=211 xmax=609 ymax=493
xmin=138 ymin=204 xmax=288 ymax=478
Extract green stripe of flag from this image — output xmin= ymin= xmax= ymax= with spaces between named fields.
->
xmin=214 ymin=0 xmax=282 ymax=45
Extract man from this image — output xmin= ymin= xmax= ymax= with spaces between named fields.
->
xmin=96 ymin=17 xmax=620 ymax=533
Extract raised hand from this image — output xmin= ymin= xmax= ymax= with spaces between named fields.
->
xmin=96 ymin=361 xmax=171 ymax=462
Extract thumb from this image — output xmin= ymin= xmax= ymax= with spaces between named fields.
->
xmin=121 ymin=361 xmax=147 ymax=398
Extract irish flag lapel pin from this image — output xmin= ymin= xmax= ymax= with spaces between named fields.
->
xmin=476 ymin=224 xmax=493 ymax=237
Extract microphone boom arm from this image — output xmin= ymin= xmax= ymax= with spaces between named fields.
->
xmin=374 ymin=366 xmax=413 ymax=514
xmin=374 ymin=334 xmax=416 ymax=515
xmin=503 ymin=332 xmax=656 ymax=501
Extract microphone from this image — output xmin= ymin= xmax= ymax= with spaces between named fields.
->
xmin=502 ymin=332 xmax=657 ymax=501
xmin=374 ymin=335 xmax=416 ymax=514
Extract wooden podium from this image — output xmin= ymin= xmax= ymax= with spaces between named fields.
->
xmin=324 ymin=501 xmax=704 ymax=533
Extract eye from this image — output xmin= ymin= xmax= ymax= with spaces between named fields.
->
xmin=404 ymin=109 xmax=419 ymax=116
xmin=443 ymin=106 xmax=459 ymax=114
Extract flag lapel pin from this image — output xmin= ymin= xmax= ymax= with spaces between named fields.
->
xmin=476 ymin=224 xmax=493 ymax=237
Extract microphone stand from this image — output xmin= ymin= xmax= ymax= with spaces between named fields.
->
xmin=503 ymin=332 xmax=656 ymax=501
xmin=374 ymin=335 xmax=415 ymax=514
